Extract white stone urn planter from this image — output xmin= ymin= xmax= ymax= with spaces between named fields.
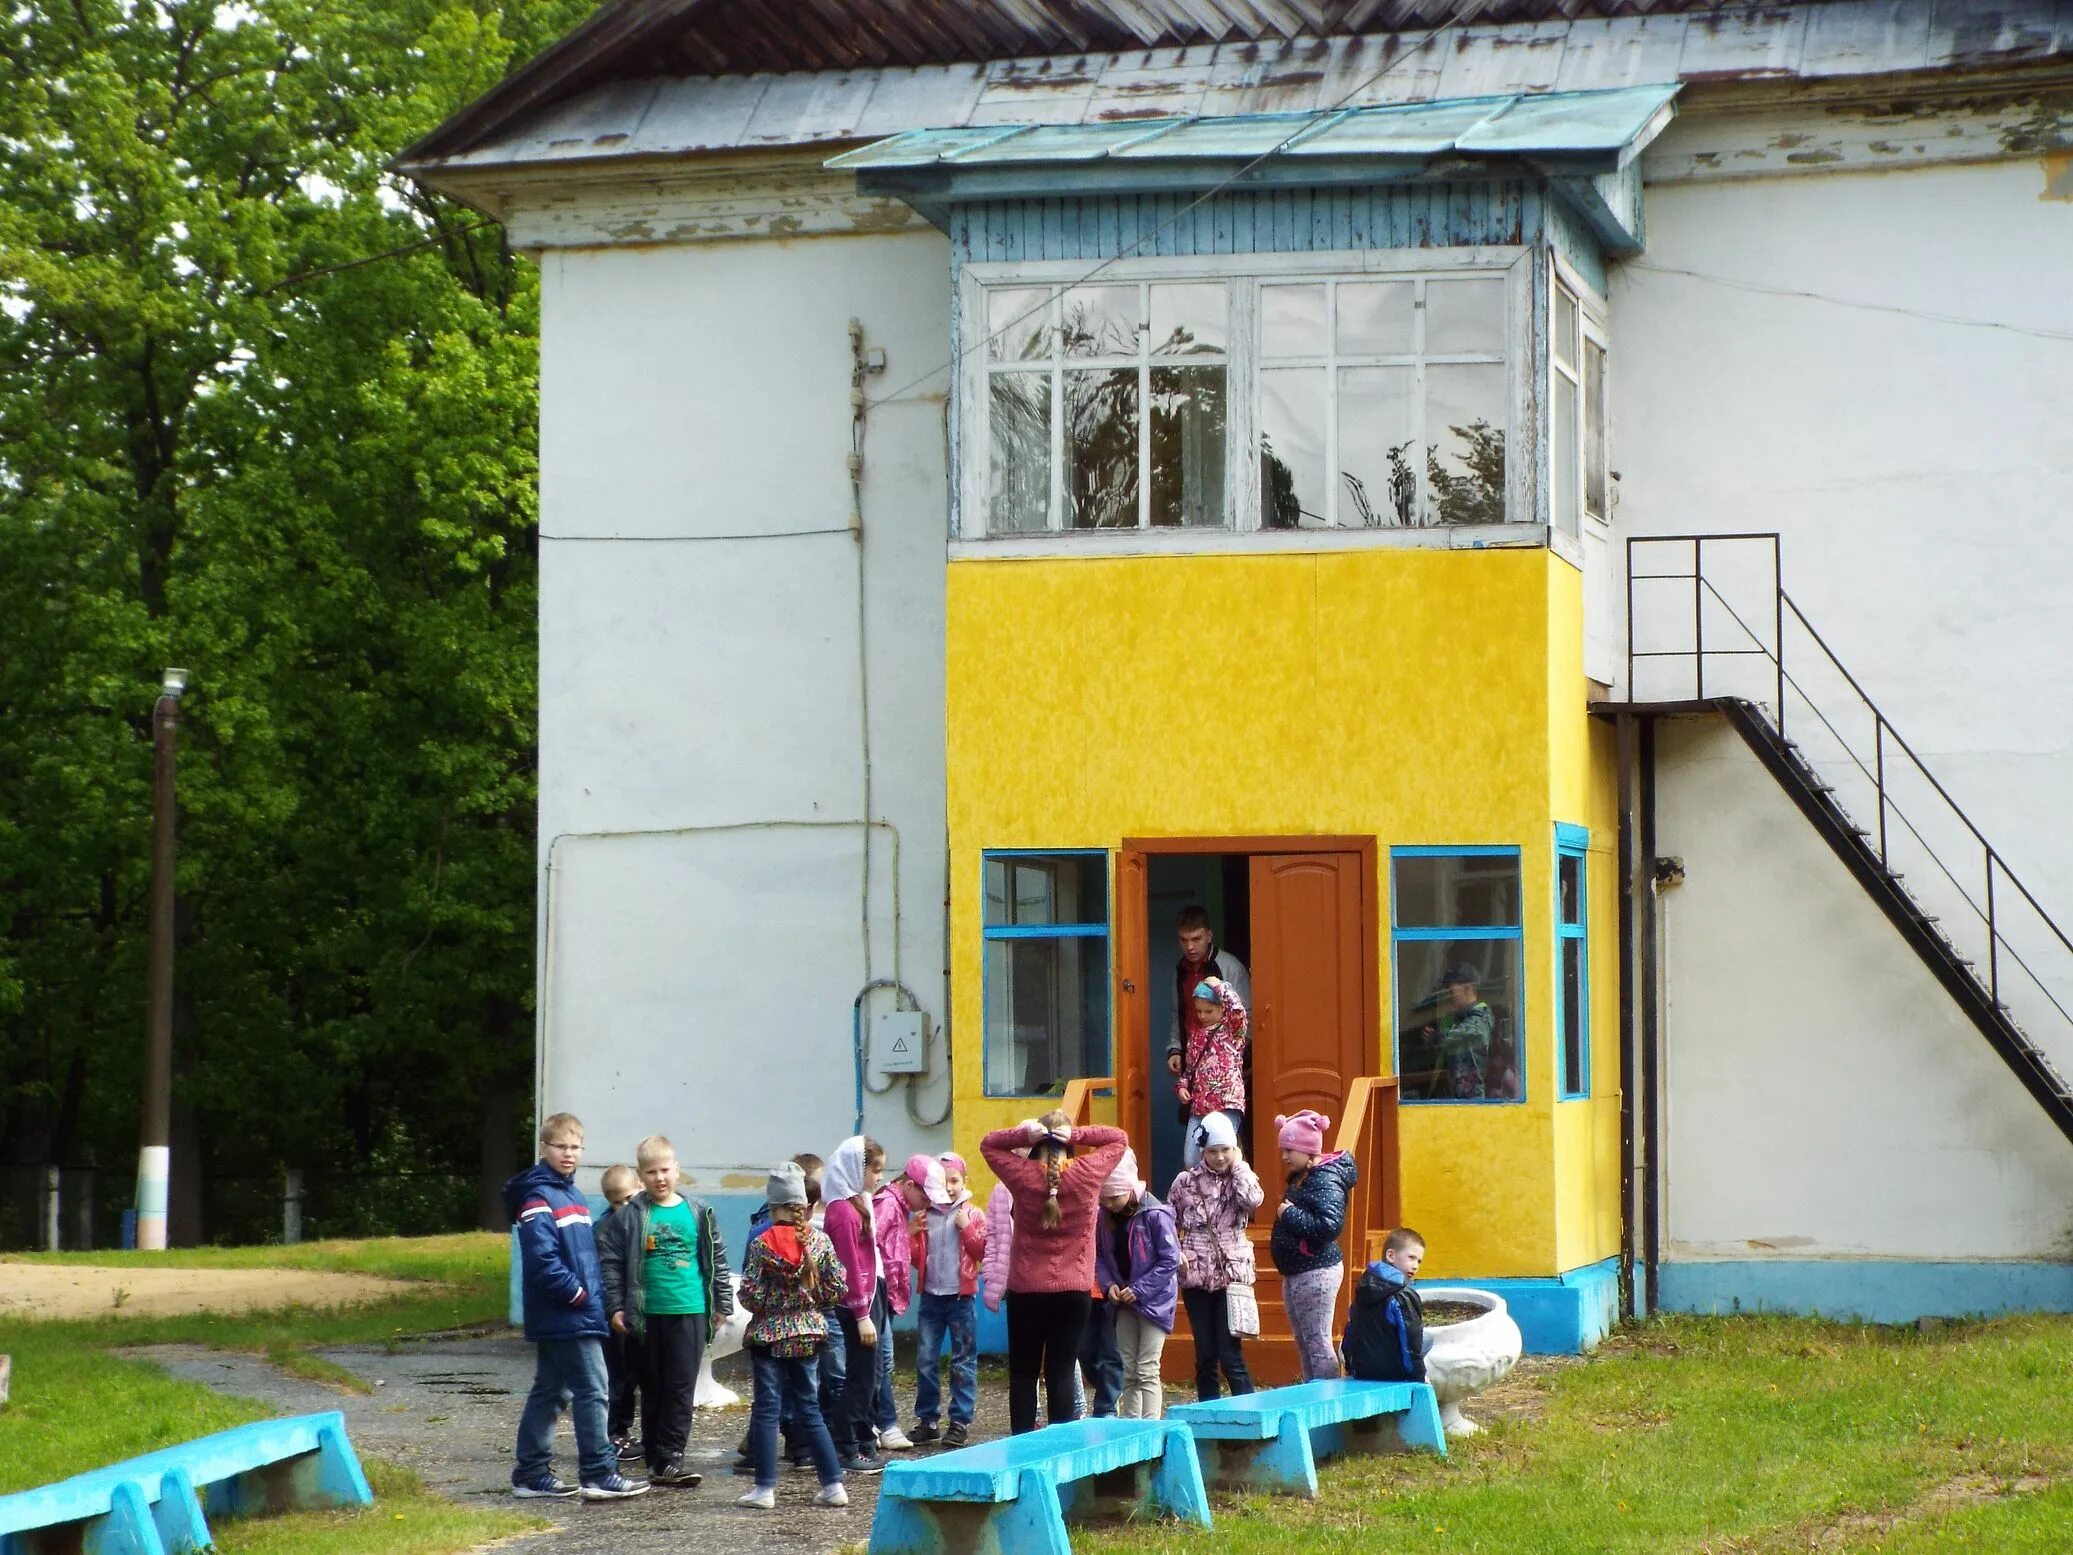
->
xmin=695 ymin=1305 xmax=751 ymax=1408
xmin=1418 ymin=1285 xmax=1523 ymax=1437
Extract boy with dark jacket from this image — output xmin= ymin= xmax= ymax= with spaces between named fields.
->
xmin=1343 ymin=1227 xmax=1428 ymax=1384
xmin=592 ymin=1164 xmax=645 ymax=1459
xmin=598 ymin=1133 xmax=735 ymax=1489
xmin=503 ymin=1113 xmax=648 ymax=1500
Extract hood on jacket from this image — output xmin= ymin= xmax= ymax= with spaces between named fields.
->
xmin=1365 ymin=1258 xmax=1409 ymax=1288
xmin=823 ymin=1136 xmax=871 ymax=1203
xmin=502 ymin=1160 xmax=573 ymax=1225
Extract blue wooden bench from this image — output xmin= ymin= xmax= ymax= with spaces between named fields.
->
xmin=866 ymin=1417 xmax=1211 ymax=1555
xmin=1169 ymin=1379 xmax=1444 ymax=1498
xmin=0 ymin=1410 xmax=372 ymax=1555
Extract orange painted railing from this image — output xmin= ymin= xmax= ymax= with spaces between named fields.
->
xmin=1060 ymin=1076 xmax=1116 ymax=1129
xmin=1332 ymin=1075 xmax=1403 ymax=1270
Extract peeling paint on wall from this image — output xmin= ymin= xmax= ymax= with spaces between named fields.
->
xmin=2044 ymin=149 xmax=2073 ymax=199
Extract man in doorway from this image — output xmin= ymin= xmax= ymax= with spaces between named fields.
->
xmin=1422 ymin=964 xmax=1497 ymax=1100
xmin=1165 ymin=907 xmax=1252 ymax=1156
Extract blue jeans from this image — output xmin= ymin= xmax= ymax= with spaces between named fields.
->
xmin=874 ymin=1301 xmax=898 ymax=1431
xmin=750 ymin=1345 xmax=842 ymax=1490
xmin=515 ymin=1336 xmax=613 ymax=1486
xmin=914 ymin=1291 xmax=978 ymax=1427
xmin=816 ymin=1318 xmax=846 ymax=1451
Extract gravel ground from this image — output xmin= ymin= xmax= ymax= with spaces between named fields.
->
xmin=127 ymin=1333 xmax=1021 ymax=1555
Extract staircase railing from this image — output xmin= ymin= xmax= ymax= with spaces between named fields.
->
xmin=1332 ymin=1076 xmax=1403 ymax=1269
xmin=1060 ymin=1076 xmax=1115 ymax=1130
xmin=1626 ymin=534 xmax=2073 ymax=1088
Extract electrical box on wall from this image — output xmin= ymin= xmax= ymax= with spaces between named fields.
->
xmin=872 ymin=1010 xmax=929 ymax=1076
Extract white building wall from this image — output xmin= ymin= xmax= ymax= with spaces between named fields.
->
xmin=1653 ymin=716 xmax=2073 ymax=1263
xmin=1614 ymin=150 xmax=2073 ymax=1080
xmin=534 ymin=224 xmax=954 ymax=1196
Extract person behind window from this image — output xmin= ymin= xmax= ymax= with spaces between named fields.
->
xmin=1174 ymin=976 xmax=1251 ymax=1164
xmin=1421 ymin=964 xmax=1496 ymax=1100
xmin=1164 ymin=905 xmax=1251 ymax=1111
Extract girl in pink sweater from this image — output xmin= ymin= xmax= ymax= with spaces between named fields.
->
xmin=820 ymin=1135 xmax=888 ymax=1470
xmin=979 ymin=1113 xmax=1129 ymax=1435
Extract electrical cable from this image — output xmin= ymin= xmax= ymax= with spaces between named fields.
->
xmin=1626 ymin=261 xmax=2073 ymax=344
xmin=861 ymin=14 xmax=1477 ymax=412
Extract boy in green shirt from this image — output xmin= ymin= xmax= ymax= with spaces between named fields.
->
xmin=597 ymin=1133 xmax=734 ymax=1488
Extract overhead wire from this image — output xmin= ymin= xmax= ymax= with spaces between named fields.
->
xmin=1626 ymin=261 xmax=2073 ymax=344
xmin=862 ymin=13 xmax=1482 ymax=411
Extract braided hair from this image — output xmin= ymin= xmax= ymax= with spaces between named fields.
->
xmin=1035 ymin=1109 xmax=1072 ymax=1230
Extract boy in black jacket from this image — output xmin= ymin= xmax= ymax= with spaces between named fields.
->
xmin=1343 ymin=1227 xmax=1428 ymax=1384
xmin=592 ymin=1165 xmax=644 ymax=1460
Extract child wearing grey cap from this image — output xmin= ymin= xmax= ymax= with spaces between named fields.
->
xmin=736 ymin=1162 xmax=850 ymax=1509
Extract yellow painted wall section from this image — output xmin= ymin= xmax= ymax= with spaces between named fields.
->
xmin=947 ymin=547 xmax=1598 ymax=1277
xmin=1548 ymin=558 xmax=1627 ymax=1274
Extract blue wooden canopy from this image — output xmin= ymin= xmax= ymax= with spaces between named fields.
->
xmin=827 ymin=84 xmax=1678 ymax=254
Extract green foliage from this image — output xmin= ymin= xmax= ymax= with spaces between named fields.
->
xmin=0 ymin=1 xmax=596 ymax=1240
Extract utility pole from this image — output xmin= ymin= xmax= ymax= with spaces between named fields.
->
xmin=136 ymin=668 xmax=187 ymax=1251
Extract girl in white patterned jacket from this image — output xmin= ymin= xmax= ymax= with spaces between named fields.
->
xmin=1167 ymin=1111 xmax=1264 ymax=1400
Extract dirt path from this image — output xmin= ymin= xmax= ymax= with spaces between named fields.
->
xmin=129 ymin=1334 xmax=1008 ymax=1555
xmin=0 ymin=1262 xmax=413 ymax=1321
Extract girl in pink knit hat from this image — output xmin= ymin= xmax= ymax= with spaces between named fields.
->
xmin=1268 ymin=1110 xmax=1358 ymax=1382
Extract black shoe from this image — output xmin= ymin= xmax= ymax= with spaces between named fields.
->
xmin=840 ymin=1452 xmax=884 ymax=1476
xmin=910 ymin=1420 xmax=942 ymax=1446
xmin=944 ymin=1421 xmax=970 ymax=1448
xmin=735 ymin=1434 xmax=749 ymax=1456
xmin=731 ymin=1454 xmax=756 ymax=1476
xmin=654 ymin=1460 xmax=703 ymax=1488
xmin=614 ymin=1435 xmax=643 ymax=1461
xmin=789 ymin=1455 xmax=815 ymax=1473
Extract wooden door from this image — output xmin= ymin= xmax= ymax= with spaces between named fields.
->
xmin=1115 ymin=849 xmax=1152 ymax=1157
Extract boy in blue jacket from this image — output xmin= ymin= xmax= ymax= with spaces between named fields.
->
xmin=503 ymin=1112 xmax=648 ymax=1500
xmin=1343 ymin=1227 xmax=1428 ymax=1384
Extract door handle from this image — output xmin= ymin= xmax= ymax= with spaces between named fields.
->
xmin=1122 ymin=978 xmax=1136 ymax=993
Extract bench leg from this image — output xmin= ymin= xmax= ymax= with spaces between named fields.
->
xmin=149 ymin=1467 xmax=214 ymax=1554
xmin=1198 ymin=1410 xmax=1319 ymax=1499
xmin=1322 ymin=1393 xmax=1447 ymax=1462
xmin=83 ymin=1480 xmax=167 ymax=1555
xmin=205 ymin=1425 xmax=375 ymax=1521
xmin=1149 ymin=1425 xmax=1214 ymax=1527
xmin=866 ymin=1476 xmax=1070 ymax=1555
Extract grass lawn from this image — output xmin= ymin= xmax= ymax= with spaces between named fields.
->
xmin=0 ymin=1233 xmax=540 ymax=1554
xmin=1077 ymin=1314 xmax=2073 ymax=1555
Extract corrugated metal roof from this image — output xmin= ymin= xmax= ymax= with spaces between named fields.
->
xmin=825 ymin=84 xmax=1680 ymax=174
xmin=400 ymin=1 xmax=2072 ymax=176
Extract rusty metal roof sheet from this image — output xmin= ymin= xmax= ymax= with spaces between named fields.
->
xmin=398 ymin=0 xmax=2073 ymax=173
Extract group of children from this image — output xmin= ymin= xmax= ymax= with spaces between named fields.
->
xmin=507 ymin=1083 xmax=1434 ymax=1509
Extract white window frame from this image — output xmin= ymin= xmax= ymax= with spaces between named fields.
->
xmin=956 ymin=248 xmax=1535 ymax=555
xmin=1547 ymin=256 xmax=1611 ymax=571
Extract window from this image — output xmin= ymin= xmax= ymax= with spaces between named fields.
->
xmin=964 ymin=253 xmax=1526 ymax=539
xmin=1550 ymin=273 xmax=1609 ymax=540
xmin=1392 ymin=848 xmax=1524 ymax=1104
xmin=1556 ymin=825 xmax=1590 ymax=1099
xmin=982 ymin=851 xmax=1111 ymax=1097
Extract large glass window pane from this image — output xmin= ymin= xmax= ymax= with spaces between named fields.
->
xmin=1394 ymin=938 xmax=1524 ymax=1102
xmin=985 ymin=853 xmax=1108 ymax=927
xmin=1552 ymin=370 xmax=1579 ymax=538
xmin=983 ymin=937 xmax=1111 ymax=1096
xmin=1395 ymin=853 xmax=1521 ymax=929
xmin=1061 ymin=285 xmax=1138 ymax=359
xmin=1427 ymin=363 xmax=1507 ymax=526
xmin=1561 ymin=936 xmax=1586 ymax=1095
xmin=989 ymin=372 xmax=1051 ymax=533
xmin=1559 ymin=853 xmax=1583 ymax=926
xmin=1584 ymin=338 xmax=1608 ymax=522
xmin=988 ymin=287 xmax=1054 ymax=362
xmin=1336 ymin=280 xmax=1415 ymax=356
xmin=1554 ymin=284 xmax=1578 ymax=372
xmin=1065 ymin=369 xmax=1139 ymax=528
xmin=1149 ymin=366 xmax=1227 ymax=528
xmin=1337 ymin=366 xmax=1416 ymax=528
xmin=1426 ymin=277 xmax=1506 ymax=356
xmin=1150 ymin=283 xmax=1226 ymax=357
xmin=1259 ymin=368 xmax=1327 ymax=528
xmin=1261 ymin=284 xmax=1326 ymax=359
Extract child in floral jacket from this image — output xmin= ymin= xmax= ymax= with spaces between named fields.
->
xmin=737 ymin=1162 xmax=849 ymax=1509
xmin=1168 ymin=1110 xmax=1264 ymax=1400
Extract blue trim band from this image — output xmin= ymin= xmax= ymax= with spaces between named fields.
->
xmin=1658 ymin=1259 xmax=2073 ymax=1323
xmin=1427 ymin=1258 xmax=1621 ymax=1354
xmin=1393 ymin=925 xmax=1523 ymax=940
xmin=1554 ymin=822 xmax=1590 ymax=850
xmin=1392 ymin=844 xmax=1521 ymax=858
xmin=982 ymin=924 xmax=1108 ymax=939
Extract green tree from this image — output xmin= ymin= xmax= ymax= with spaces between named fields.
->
xmin=0 ymin=0 xmax=593 ymax=1243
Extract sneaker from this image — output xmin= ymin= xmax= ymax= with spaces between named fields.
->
xmin=789 ymin=1455 xmax=815 ymax=1473
xmin=653 ymin=1461 xmax=703 ymax=1488
xmin=840 ymin=1452 xmax=884 ymax=1476
xmin=511 ymin=1475 xmax=577 ymax=1500
xmin=909 ymin=1420 xmax=941 ymax=1446
xmin=737 ymin=1486 xmax=777 ymax=1510
xmin=878 ymin=1426 xmax=915 ymax=1451
xmin=944 ymin=1422 xmax=970 ymax=1449
xmin=614 ymin=1436 xmax=644 ymax=1462
xmin=579 ymin=1473 xmax=650 ymax=1500
xmin=816 ymin=1483 xmax=850 ymax=1508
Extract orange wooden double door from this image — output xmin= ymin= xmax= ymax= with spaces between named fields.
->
xmin=1116 ymin=839 xmax=1379 ymax=1384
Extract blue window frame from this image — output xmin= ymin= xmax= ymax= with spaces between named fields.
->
xmin=1391 ymin=846 xmax=1524 ymax=1105
xmin=982 ymin=850 xmax=1111 ymax=1098
xmin=1556 ymin=824 xmax=1591 ymax=1100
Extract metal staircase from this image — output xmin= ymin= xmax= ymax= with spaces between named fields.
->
xmin=1619 ymin=534 xmax=2073 ymax=1144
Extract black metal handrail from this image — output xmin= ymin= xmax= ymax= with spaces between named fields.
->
xmin=1625 ymin=534 xmax=2073 ymax=1043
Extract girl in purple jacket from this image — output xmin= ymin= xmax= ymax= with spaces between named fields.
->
xmin=1094 ymin=1148 xmax=1181 ymax=1420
